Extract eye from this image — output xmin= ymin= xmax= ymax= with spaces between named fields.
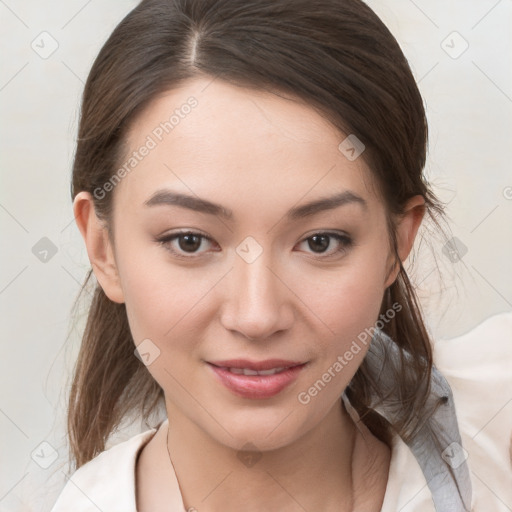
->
xmin=296 ymin=232 xmax=353 ymax=258
xmin=156 ymin=230 xmax=353 ymax=260
xmin=156 ymin=230 xmax=217 ymax=259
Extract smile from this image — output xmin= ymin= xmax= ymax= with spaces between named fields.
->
xmin=207 ymin=359 xmax=308 ymax=399
xmin=222 ymin=366 xmax=288 ymax=376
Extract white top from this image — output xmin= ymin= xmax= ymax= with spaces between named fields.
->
xmin=49 ymin=420 xmax=439 ymax=512
xmin=49 ymin=312 xmax=512 ymax=512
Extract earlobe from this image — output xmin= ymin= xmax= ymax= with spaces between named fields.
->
xmin=384 ymin=195 xmax=426 ymax=288
xmin=73 ymin=191 xmax=125 ymax=303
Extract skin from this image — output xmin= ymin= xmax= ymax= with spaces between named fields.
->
xmin=74 ymin=76 xmax=425 ymax=511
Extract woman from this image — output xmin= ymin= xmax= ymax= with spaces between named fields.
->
xmin=48 ymin=0 xmax=511 ymax=511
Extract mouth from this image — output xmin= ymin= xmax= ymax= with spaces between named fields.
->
xmin=206 ymin=359 xmax=308 ymax=399
xmin=220 ymin=366 xmax=291 ymax=376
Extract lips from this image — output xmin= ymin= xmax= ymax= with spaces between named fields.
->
xmin=207 ymin=359 xmax=307 ymax=399
xmin=224 ymin=366 xmax=287 ymax=376
xmin=210 ymin=358 xmax=303 ymax=371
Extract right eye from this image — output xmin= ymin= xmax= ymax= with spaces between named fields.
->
xmin=156 ymin=230 xmax=218 ymax=259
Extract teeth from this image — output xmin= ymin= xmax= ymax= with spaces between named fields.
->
xmin=257 ymin=367 xmax=285 ymax=375
xmin=227 ymin=367 xmax=287 ymax=376
xmin=242 ymin=368 xmax=259 ymax=376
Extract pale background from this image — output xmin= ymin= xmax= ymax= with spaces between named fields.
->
xmin=0 ymin=0 xmax=511 ymax=510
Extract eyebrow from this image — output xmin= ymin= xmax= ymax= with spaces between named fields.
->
xmin=144 ymin=189 xmax=367 ymax=221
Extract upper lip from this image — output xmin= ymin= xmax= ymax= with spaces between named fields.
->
xmin=208 ymin=359 xmax=305 ymax=371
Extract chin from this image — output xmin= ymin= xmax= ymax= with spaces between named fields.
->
xmin=201 ymin=404 xmax=321 ymax=453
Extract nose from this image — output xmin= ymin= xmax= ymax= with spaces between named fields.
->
xmin=220 ymin=250 xmax=294 ymax=341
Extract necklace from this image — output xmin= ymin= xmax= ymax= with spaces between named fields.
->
xmin=162 ymin=413 xmax=381 ymax=511
xmin=166 ymin=422 xmax=173 ymax=469
xmin=165 ymin=421 xmax=187 ymax=501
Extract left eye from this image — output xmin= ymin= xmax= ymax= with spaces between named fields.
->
xmin=297 ymin=232 xmax=353 ymax=257
xmin=156 ymin=231 xmax=352 ymax=259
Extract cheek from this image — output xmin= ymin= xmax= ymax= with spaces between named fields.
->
xmin=296 ymin=259 xmax=387 ymax=341
xmin=291 ymin=270 xmax=386 ymax=413
xmin=289 ymin=254 xmax=389 ymax=399
xmin=114 ymin=237 xmax=198 ymax=343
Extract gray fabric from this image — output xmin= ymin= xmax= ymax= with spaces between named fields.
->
xmin=349 ymin=328 xmax=472 ymax=512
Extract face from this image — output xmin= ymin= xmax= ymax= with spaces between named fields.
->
xmin=92 ymin=76 xmax=404 ymax=451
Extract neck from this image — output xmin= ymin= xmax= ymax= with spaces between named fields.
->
xmin=164 ymin=398 xmax=386 ymax=512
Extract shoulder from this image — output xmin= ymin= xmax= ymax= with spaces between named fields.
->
xmin=432 ymin=311 xmax=512 ymax=423
xmin=433 ymin=311 xmax=512 ymax=374
xmin=432 ymin=312 xmax=512 ymax=511
xmin=50 ymin=426 xmax=158 ymax=512
xmin=380 ymin=433 xmax=437 ymax=512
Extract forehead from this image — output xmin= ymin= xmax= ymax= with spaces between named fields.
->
xmin=115 ymin=76 xmax=383 ymax=217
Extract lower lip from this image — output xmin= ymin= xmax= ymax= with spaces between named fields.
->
xmin=207 ymin=363 xmax=307 ymax=399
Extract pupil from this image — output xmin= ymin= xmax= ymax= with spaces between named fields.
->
xmin=309 ymin=235 xmax=329 ymax=252
xmin=179 ymin=234 xmax=201 ymax=252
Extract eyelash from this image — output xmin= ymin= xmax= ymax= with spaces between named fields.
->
xmin=156 ymin=230 xmax=353 ymax=260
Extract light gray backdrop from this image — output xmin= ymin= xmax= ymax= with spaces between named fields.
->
xmin=1 ymin=1 xmax=511 ymax=510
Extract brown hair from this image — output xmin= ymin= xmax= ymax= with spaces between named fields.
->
xmin=68 ymin=0 xmax=448 ymax=469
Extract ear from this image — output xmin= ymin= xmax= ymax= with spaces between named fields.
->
xmin=384 ymin=195 xmax=426 ymax=288
xmin=73 ymin=191 xmax=125 ymax=303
